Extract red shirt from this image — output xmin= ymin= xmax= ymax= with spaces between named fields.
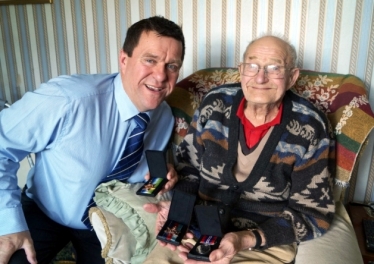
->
xmin=236 ymin=98 xmax=283 ymax=148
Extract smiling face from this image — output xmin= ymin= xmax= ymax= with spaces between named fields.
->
xmin=119 ymin=31 xmax=183 ymax=112
xmin=240 ymin=36 xmax=299 ymax=108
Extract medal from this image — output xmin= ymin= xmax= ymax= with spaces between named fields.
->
xmin=196 ymin=244 xmax=211 ymax=255
xmin=195 ymin=235 xmax=218 ymax=255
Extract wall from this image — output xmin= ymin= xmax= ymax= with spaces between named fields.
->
xmin=1 ymin=0 xmax=374 ymax=201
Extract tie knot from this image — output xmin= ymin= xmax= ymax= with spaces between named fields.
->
xmin=134 ymin=113 xmax=149 ymax=130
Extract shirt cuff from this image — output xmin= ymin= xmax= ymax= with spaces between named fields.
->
xmin=0 ymin=207 xmax=28 ymax=235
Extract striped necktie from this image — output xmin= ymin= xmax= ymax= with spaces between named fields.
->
xmin=81 ymin=112 xmax=150 ymax=228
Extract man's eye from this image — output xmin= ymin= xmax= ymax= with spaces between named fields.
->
xmin=268 ymin=65 xmax=281 ymax=71
xmin=143 ymin=58 xmax=156 ymax=65
xmin=167 ymin=64 xmax=179 ymax=72
xmin=248 ymin=64 xmax=258 ymax=70
xmin=144 ymin=58 xmax=156 ymax=64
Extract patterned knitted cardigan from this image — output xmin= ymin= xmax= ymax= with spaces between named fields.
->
xmin=174 ymin=83 xmax=336 ymax=248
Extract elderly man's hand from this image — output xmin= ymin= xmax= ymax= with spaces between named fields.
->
xmin=144 ymin=163 xmax=178 ymax=195
xmin=0 ymin=231 xmax=37 ymax=264
xmin=144 ymin=200 xmax=196 ymax=253
xmin=178 ymin=232 xmax=243 ymax=264
xmin=143 ymin=201 xmax=178 ymax=248
xmin=160 ymin=163 xmax=178 ymax=194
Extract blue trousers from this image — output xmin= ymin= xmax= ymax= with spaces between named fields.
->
xmin=8 ymin=191 xmax=104 ymax=264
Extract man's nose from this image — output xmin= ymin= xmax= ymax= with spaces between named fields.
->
xmin=153 ymin=65 xmax=167 ymax=82
xmin=255 ymin=68 xmax=268 ymax=83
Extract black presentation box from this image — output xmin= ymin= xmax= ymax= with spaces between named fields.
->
xmin=188 ymin=205 xmax=228 ymax=262
xmin=136 ymin=150 xmax=168 ymax=197
xmin=157 ymin=190 xmax=196 ymax=246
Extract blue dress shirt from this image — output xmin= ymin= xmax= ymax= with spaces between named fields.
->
xmin=0 ymin=73 xmax=174 ymax=233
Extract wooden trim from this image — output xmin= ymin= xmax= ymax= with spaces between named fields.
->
xmin=0 ymin=0 xmax=52 ymax=5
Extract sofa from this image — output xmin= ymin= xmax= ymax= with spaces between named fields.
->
xmin=30 ymin=68 xmax=374 ymax=263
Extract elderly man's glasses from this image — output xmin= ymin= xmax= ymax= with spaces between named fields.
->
xmin=239 ymin=63 xmax=290 ymax=79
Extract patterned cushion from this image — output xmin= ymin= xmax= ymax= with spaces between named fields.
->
xmin=166 ymin=67 xmax=374 ymax=188
xmin=166 ymin=68 xmax=240 ymax=144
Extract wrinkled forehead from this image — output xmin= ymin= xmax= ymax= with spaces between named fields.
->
xmin=244 ymin=37 xmax=291 ymax=64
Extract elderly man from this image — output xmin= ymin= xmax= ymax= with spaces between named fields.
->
xmin=0 ymin=16 xmax=184 ymax=264
xmin=144 ymin=35 xmax=335 ymax=264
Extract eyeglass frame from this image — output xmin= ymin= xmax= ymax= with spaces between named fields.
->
xmin=238 ymin=62 xmax=294 ymax=79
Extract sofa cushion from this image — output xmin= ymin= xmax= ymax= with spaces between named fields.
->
xmin=294 ymin=201 xmax=362 ymax=264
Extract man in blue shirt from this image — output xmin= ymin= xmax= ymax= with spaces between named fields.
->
xmin=0 ymin=16 xmax=185 ymax=264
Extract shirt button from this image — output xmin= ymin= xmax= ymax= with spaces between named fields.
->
xmin=219 ymin=208 xmax=225 ymax=214
xmin=233 ymin=185 xmax=239 ymax=190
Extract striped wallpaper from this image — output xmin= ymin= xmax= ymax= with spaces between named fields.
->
xmin=0 ymin=0 xmax=374 ymax=201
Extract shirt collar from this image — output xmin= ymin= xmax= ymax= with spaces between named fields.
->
xmin=114 ymin=74 xmax=149 ymax=122
xmin=236 ymin=98 xmax=283 ymax=148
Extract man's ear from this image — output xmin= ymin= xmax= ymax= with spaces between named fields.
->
xmin=287 ymin=68 xmax=300 ymax=90
xmin=119 ymin=50 xmax=129 ymax=68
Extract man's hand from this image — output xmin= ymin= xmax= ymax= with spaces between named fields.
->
xmin=144 ymin=163 xmax=178 ymax=195
xmin=143 ymin=201 xmax=180 ymax=249
xmin=0 ymin=231 xmax=37 ymax=264
xmin=143 ymin=201 xmax=170 ymax=233
xmin=178 ymin=232 xmax=243 ymax=264
xmin=162 ymin=163 xmax=178 ymax=193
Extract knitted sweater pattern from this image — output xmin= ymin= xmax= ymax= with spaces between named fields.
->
xmin=175 ymin=83 xmax=336 ymax=248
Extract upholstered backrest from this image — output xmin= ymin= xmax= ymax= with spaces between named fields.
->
xmin=166 ymin=68 xmax=374 ymax=202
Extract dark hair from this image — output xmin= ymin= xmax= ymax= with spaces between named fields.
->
xmin=122 ymin=16 xmax=185 ymax=61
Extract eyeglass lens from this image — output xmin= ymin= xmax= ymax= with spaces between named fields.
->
xmin=241 ymin=63 xmax=286 ymax=79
